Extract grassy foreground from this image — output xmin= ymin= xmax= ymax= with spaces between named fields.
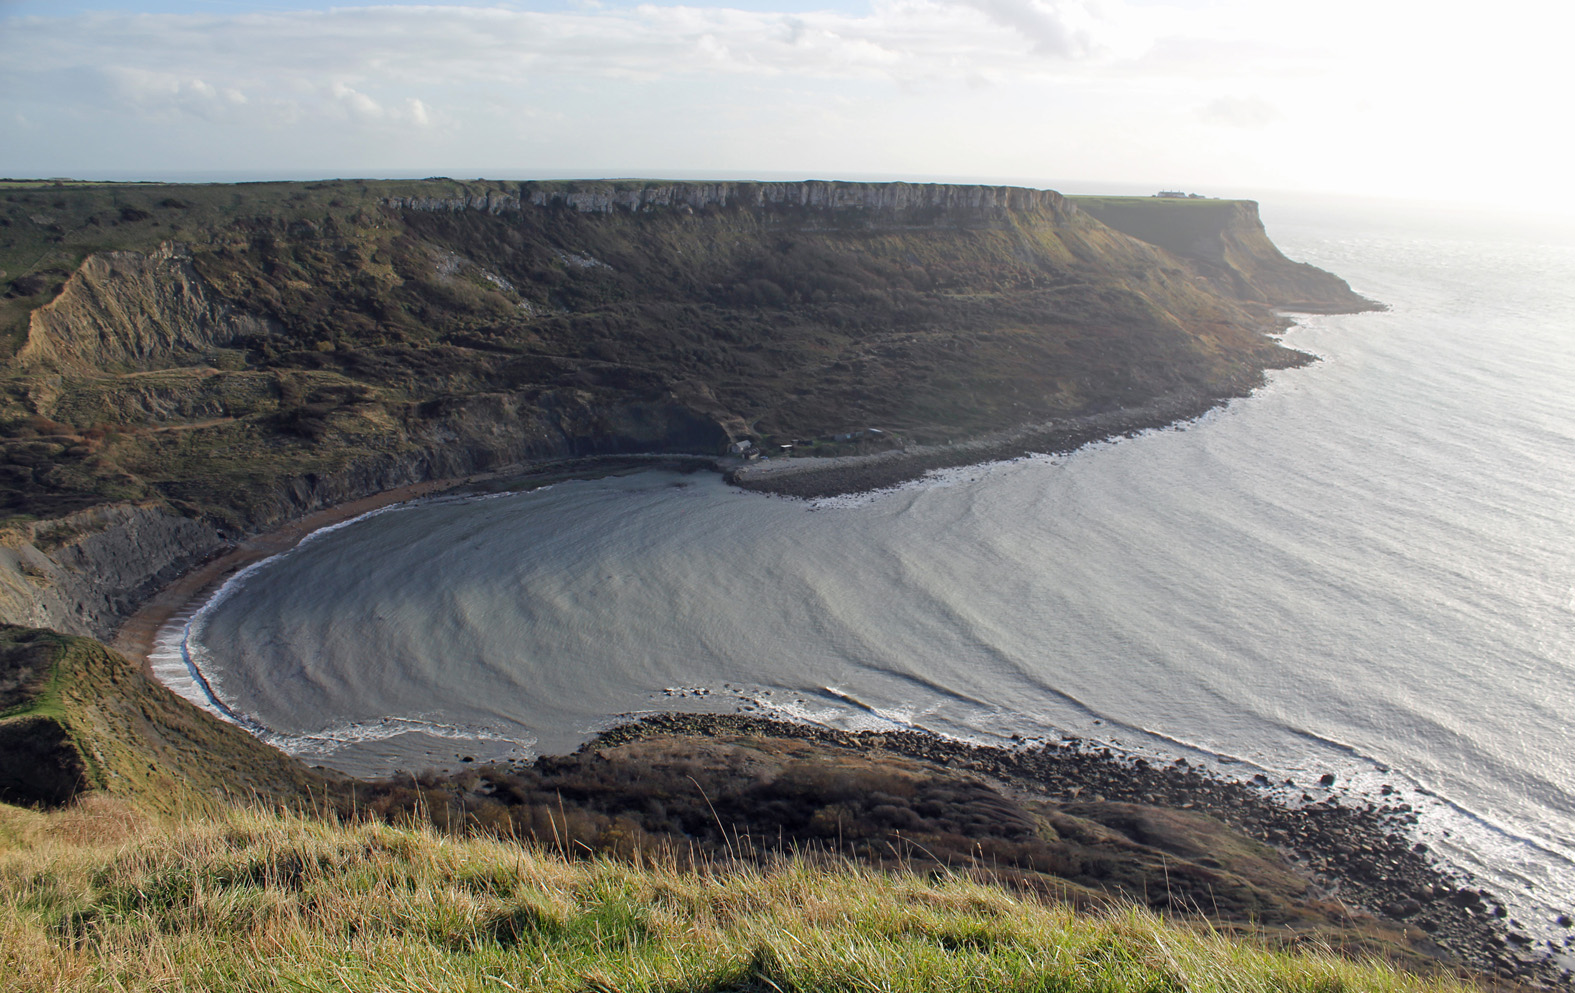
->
xmin=1 ymin=798 xmax=1469 ymax=993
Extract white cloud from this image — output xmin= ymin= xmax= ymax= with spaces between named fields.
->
xmin=1 ymin=2 xmax=1135 ymax=98
xmin=0 ymin=0 xmax=1568 ymax=209
xmin=100 ymin=67 xmax=246 ymax=121
xmin=331 ymin=81 xmax=384 ymax=120
xmin=1199 ymin=94 xmax=1277 ymax=130
xmin=953 ymin=0 xmax=1140 ymax=59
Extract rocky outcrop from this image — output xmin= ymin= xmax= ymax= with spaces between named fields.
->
xmin=18 ymin=244 xmax=281 ymax=373
xmin=0 ymin=503 xmax=227 ymax=640
xmin=383 ymin=180 xmax=1072 ymax=222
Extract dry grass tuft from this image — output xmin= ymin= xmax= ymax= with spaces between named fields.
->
xmin=1 ymin=798 xmax=1475 ymax=993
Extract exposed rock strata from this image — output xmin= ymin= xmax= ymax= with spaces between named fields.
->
xmin=19 ymin=244 xmax=282 ymax=374
xmin=0 ymin=503 xmax=226 ymax=640
xmin=381 ymin=180 xmax=1073 ymax=219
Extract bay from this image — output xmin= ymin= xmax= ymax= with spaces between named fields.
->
xmin=157 ymin=196 xmax=1575 ymax=940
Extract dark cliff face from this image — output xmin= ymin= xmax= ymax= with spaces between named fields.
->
xmin=383 ymin=179 xmax=1076 ymax=220
xmin=0 ymin=178 xmax=1370 ymax=634
xmin=1067 ymin=196 xmax=1377 ymax=314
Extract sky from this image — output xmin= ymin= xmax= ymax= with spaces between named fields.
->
xmin=2 ymin=0 xmax=1571 ymax=212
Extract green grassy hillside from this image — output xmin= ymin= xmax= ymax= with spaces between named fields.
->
xmin=0 ymin=798 xmax=1478 ymax=993
xmin=0 ymin=625 xmax=339 ymax=811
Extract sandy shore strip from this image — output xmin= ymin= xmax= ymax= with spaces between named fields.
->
xmin=113 ymin=476 xmax=474 ymax=668
xmin=112 ymin=454 xmax=730 ymax=670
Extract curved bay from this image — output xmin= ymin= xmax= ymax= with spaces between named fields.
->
xmin=176 ymin=201 xmax=1575 ymax=935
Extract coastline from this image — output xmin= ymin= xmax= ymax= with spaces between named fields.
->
xmin=113 ymin=381 xmax=1286 ymax=670
xmin=102 ymin=391 xmax=1575 ymax=986
xmin=113 ymin=454 xmax=725 ymax=670
xmin=113 ymin=475 xmax=475 ymax=669
xmin=727 ymin=384 xmax=1294 ymax=499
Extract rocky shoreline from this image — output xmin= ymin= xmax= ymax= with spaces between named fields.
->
xmin=91 ymin=376 xmax=1574 ymax=988
xmin=725 ymin=385 xmax=1287 ymax=500
xmin=593 ymin=713 xmax=1573 ymax=987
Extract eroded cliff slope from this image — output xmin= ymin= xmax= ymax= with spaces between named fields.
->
xmin=1068 ymin=196 xmax=1374 ymax=313
xmin=0 ymin=178 xmax=1372 ymax=636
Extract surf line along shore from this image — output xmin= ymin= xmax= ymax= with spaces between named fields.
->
xmin=111 ymin=454 xmax=723 ymax=671
xmin=113 ymin=381 xmax=1252 ymax=672
xmin=106 ymin=425 xmax=1575 ymax=984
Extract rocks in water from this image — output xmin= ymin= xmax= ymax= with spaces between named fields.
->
xmin=580 ymin=711 xmax=1561 ymax=987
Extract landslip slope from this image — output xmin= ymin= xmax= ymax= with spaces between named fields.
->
xmin=0 ymin=178 xmax=1370 ymax=639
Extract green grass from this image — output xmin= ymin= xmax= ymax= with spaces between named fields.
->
xmin=0 ymin=627 xmax=338 ymax=811
xmin=0 ymin=798 xmax=1472 ymax=993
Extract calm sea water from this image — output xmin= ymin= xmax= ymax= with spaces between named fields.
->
xmin=154 ymin=198 xmax=1575 ymax=936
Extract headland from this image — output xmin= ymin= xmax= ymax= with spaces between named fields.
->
xmin=9 ymin=180 xmax=1549 ymax=988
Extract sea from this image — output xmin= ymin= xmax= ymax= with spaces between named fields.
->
xmin=151 ymin=195 xmax=1575 ymax=943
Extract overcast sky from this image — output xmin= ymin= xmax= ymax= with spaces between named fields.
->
xmin=2 ymin=0 xmax=1569 ymax=211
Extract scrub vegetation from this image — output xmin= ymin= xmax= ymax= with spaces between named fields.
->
xmin=0 ymin=178 xmax=1366 ymax=528
xmin=0 ymin=797 xmax=1475 ymax=993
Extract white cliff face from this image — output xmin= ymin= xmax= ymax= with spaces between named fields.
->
xmin=381 ymin=180 xmax=1070 ymax=220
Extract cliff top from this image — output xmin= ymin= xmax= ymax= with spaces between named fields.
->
xmin=0 ymin=625 xmax=338 ymax=810
xmin=1 ymin=794 xmax=1492 ymax=993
